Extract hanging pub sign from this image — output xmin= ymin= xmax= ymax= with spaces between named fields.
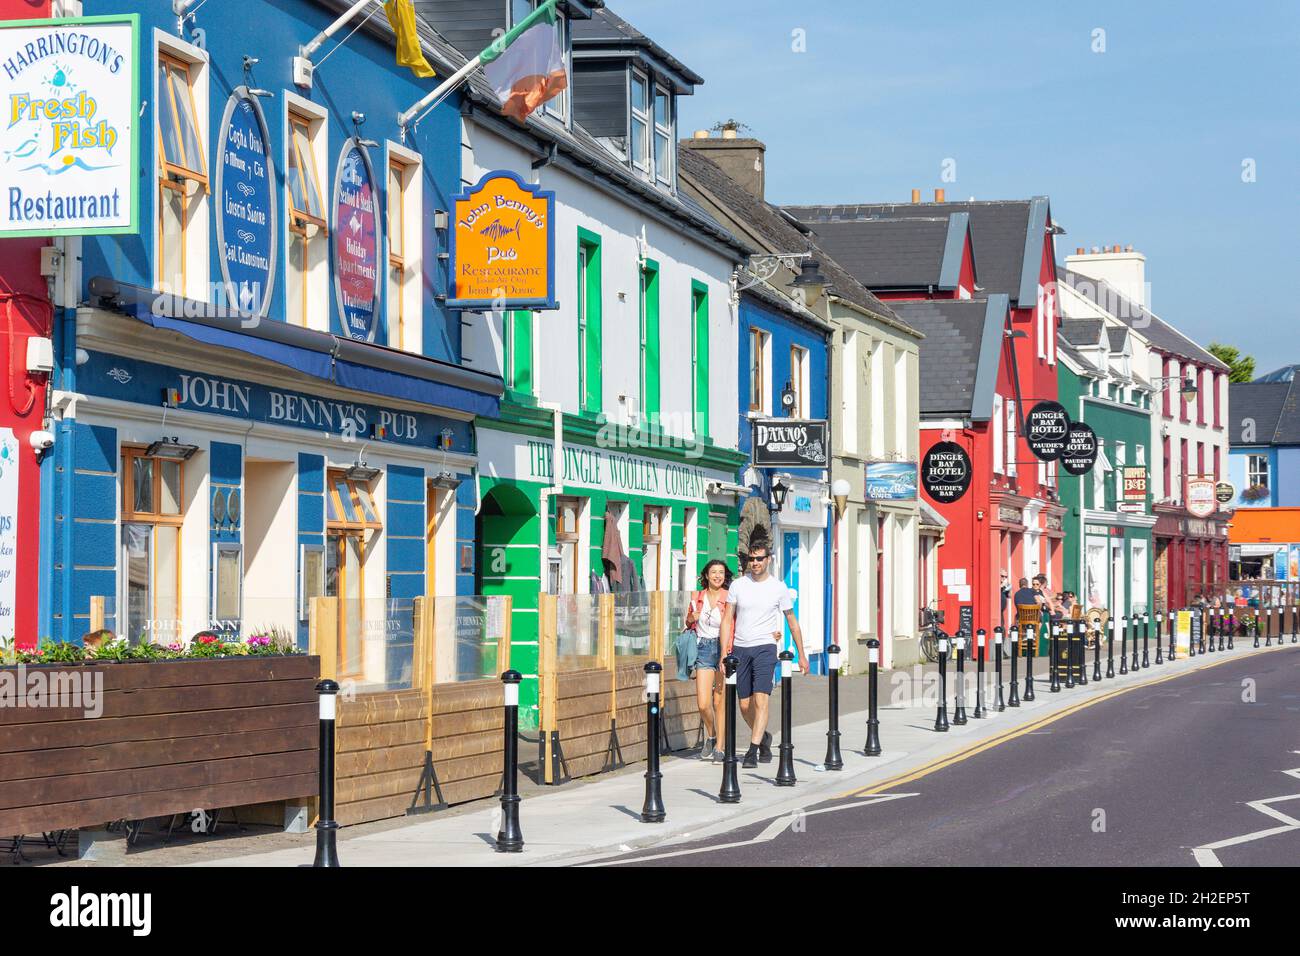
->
xmin=1059 ymin=421 xmax=1098 ymax=476
xmin=0 ymin=14 xmax=139 ymax=237
xmin=1215 ymin=481 xmax=1235 ymax=505
xmin=216 ymin=88 xmax=276 ymax=319
xmin=864 ymin=461 xmax=919 ymax=501
xmin=449 ymin=170 xmax=556 ymax=310
xmin=332 ymin=138 xmax=381 ymax=342
xmin=1025 ymin=401 xmax=1070 ymax=461
xmin=1186 ymin=476 xmax=1215 ymax=518
xmin=750 ymin=418 xmax=827 ymax=468
xmin=920 ymin=441 xmax=972 ymax=504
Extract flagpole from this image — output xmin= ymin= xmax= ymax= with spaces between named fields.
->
xmin=397 ymin=0 xmax=558 ymax=134
xmin=302 ymin=0 xmax=379 ymax=59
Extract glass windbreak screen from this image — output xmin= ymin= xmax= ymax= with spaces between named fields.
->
xmin=613 ymin=591 xmax=651 ymax=656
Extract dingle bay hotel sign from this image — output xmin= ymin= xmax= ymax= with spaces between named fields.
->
xmin=0 ymin=14 xmax=139 ymax=237
xmin=449 ymin=170 xmax=556 ymax=310
xmin=750 ymin=418 xmax=828 ymax=468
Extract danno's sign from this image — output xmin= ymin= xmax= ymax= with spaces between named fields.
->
xmin=750 ymin=418 xmax=827 ymax=468
xmin=450 ymin=170 xmax=555 ymax=310
xmin=0 ymin=15 xmax=139 ymax=237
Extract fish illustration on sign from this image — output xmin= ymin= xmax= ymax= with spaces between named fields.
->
xmin=479 ymin=217 xmax=522 ymax=243
xmin=2 ymin=139 xmax=39 ymax=163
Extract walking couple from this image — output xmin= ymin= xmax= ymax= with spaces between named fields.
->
xmin=681 ymin=537 xmax=808 ymax=768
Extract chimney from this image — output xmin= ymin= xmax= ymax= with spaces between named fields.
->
xmin=934 ymin=188 xmax=945 ymax=202
xmin=1064 ymin=243 xmax=1149 ymax=310
xmin=1075 ymin=247 xmax=1085 ymax=255
xmin=681 ymin=126 xmax=766 ymax=199
xmin=911 ymin=188 xmax=921 ymax=203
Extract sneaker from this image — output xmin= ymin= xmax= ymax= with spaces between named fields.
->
xmin=699 ymin=737 xmax=716 ymax=761
xmin=742 ymin=745 xmax=759 ymax=769
xmin=758 ymin=731 xmax=773 ymax=763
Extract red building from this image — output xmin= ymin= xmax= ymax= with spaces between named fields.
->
xmin=790 ymin=196 xmax=1065 ymax=634
xmin=0 ymin=0 xmax=53 ymax=649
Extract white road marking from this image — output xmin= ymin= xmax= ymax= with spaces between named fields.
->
xmin=584 ymin=792 xmax=920 ymax=866
xmin=1191 ymin=765 xmax=1300 ymax=866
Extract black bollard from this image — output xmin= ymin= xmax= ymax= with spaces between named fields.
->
xmin=775 ymin=650 xmax=797 ymax=786
xmin=313 ymin=678 xmax=341 ymax=868
xmin=974 ymin=629 xmax=987 ymax=718
xmin=953 ymin=633 xmax=968 ymax=724
xmin=824 ymin=644 xmax=843 ymax=771
xmin=1092 ymin=620 xmax=1102 ymax=681
xmin=1119 ymin=615 xmax=1130 ymax=675
xmin=1201 ymin=607 xmax=1210 ymax=654
xmin=1106 ymin=618 xmax=1116 ymax=678
xmin=1022 ymin=625 xmax=1036 ymax=702
xmin=640 ymin=661 xmax=666 ymax=823
xmin=1168 ymin=609 xmax=1177 ymax=660
xmin=495 ymin=670 xmax=525 ymax=852
xmin=935 ymin=634 xmax=951 ymax=731
xmin=1292 ymin=606 xmax=1298 ymax=644
xmin=718 ymin=655 xmax=741 ymax=803
xmin=1252 ymin=609 xmax=1260 ymax=648
xmin=1008 ymin=627 xmax=1021 ymax=708
xmin=1075 ymin=620 xmax=1087 ymax=686
xmin=864 ymin=638 xmax=882 ymax=756
xmin=1227 ymin=610 xmax=1235 ymax=650
xmin=994 ymin=627 xmax=1006 ymax=712
xmin=1142 ymin=613 xmax=1150 ymax=668
xmin=1217 ymin=608 xmax=1226 ymax=652
xmin=1269 ymin=607 xmax=1278 ymax=648
xmin=1132 ymin=614 xmax=1142 ymax=670
xmin=1155 ymin=612 xmax=1164 ymax=664
xmin=1050 ymin=622 xmax=1062 ymax=692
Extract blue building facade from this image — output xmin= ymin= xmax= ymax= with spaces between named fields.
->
xmin=36 ymin=0 xmax=501 ymax=689
xmin=736 ymin=290 xmax=832 ymax=671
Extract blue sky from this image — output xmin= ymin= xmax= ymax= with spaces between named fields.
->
xmin=615 ymin=0 xmax=1299 ymax=372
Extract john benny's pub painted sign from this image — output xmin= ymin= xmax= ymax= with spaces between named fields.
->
xmin=0 ymin=15 xmax=138 ymax=237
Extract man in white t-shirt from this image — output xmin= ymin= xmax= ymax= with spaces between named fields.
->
xmin=720 ymin=539 xmax=808 ymax=768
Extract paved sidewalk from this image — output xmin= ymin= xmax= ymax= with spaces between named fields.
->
xmin=186 ymin=637 xmax=1281 ymax=867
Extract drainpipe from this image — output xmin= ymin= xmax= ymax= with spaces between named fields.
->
xmin=536 ymin=401 xmax=563 ymax=591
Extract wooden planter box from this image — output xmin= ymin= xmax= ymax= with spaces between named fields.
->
xmin=0 ymin=655 xmax=319 ymax=836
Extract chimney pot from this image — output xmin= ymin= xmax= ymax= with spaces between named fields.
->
xmin=1112 ymin=244 xmax=1121 ymax=254
xmin=911 ymin=189 xmax=921 ymax=203
xmin=722 ymin=127 xmax=737 ymax=140
xmin=1125 ymin=244 xmax=1134 ymax=253
xmin=934 ymin=188 xmax=946 ymax=202
xmin=693 ymin=129 xmax=710 ymax=139
xmin=1091 ymin=246 xmax=1100 ymax=254
xmin=1075 ymin=247 xmax=1085 ymax=255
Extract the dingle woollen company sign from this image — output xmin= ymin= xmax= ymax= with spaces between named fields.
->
xmin=450 ymin=170 xmax=556 ymax=310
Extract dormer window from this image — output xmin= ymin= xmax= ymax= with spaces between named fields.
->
xmin=630 ymin=70 xmax=650 ymax=172
xmin=653 ymin=85 xmax=673 ymax=185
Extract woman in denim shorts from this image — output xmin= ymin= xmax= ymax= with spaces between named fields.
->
xmin=685 ymin=559 xmax=732 ymax=760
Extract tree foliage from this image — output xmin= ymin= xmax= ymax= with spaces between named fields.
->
xmin=1207 ymin=342 xmax=1255 ymax=383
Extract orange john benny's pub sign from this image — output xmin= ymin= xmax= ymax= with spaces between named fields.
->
xmin=448 ymin=170 xmax=556 ymax=310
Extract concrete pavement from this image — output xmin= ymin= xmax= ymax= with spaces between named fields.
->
xmin=178 ymin=636 xmax=1297 ymax=867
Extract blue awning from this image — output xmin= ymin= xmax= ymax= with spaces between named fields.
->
xmin=99 ymin=280 xmax=501 ymax=419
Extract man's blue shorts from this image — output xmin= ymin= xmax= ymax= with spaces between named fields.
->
xmin=732 ymin=642 xmax=778 ymax=699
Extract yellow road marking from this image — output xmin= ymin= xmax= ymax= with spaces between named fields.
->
xmin=839 ymin=644 xmax=1292 ymax=799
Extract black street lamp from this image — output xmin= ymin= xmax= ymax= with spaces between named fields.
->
xmin=769 ymin=477 xmax=790 ymax=514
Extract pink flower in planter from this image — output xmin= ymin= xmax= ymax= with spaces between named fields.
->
xmin=247 ymin=635 xmax=271 ymax=647
xmin=167 ymin=642 xmax=183 ymax=652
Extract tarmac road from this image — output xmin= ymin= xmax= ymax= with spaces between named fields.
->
xmin=594 ymin=646 xmax=1300 ymax=866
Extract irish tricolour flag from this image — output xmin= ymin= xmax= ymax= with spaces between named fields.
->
xmin=483 ymin=0 xmax=567 ymax=122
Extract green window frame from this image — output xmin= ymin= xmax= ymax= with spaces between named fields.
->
xmin=640 ymin=258 xmax=660 ymax=420
xmin=691 ymin=280 xmax=709 ymax=438
xmin=504 ymin=310 xmax=534 ymax=401
xmin=577 ymin=228 xmax=603 ymax=415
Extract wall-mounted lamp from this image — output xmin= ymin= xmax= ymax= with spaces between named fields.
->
xmin=344 ymin=462 xmax=381 ymax=483
xmin=769 ymin=477 xmax=790 ymax=514
xmin=831 ymin=478 xmax=851 ymax=518
xmin=146 ymin=438 xmax=199 ymax=460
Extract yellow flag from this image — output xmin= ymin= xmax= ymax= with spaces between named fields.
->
xmin=384 ymin=0 xmax=435 ymax=79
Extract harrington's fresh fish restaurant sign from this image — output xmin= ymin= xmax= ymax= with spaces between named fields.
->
xmin=0 ymin=15 xmax=138 ymax=237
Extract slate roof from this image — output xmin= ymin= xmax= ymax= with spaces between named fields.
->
xmin=1061 ymin=318 xmax=1104 ymax=349
xmin=571 ymin=5 xmax=704 ymax=86
xmin=1107 ymin=326 xmax=1129 ymax=353
xmin=1055 ymin=335 xmax=1091 ymax=371
xmin=1057 ymin=269 xmax=1228 ymax=370
xmin=790 ymin=217 xmax=951 ymax=290
xmin=785 ymin=199 xmax=1044 ymax=306
xmin=407 ymin=8 xmax=747 ymax=259
xmin=1231 ymin=380 xmax=1300 ymax=446
xmin=677 ymin=145 xmax=910 ymax=329
xmin=887 ymin=297 xmax=1006 ymax=419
